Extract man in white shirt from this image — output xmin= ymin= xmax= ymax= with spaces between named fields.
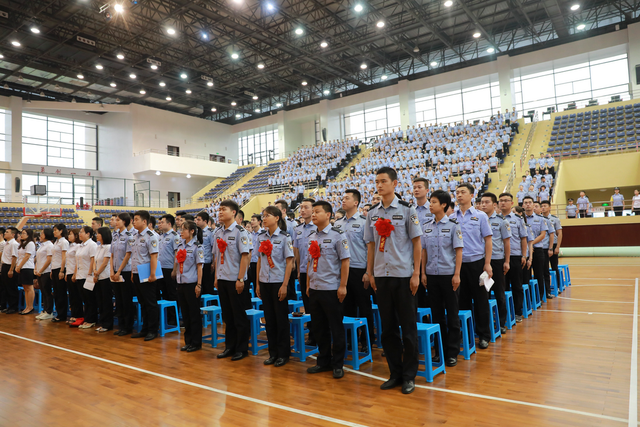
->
xmin=1 ymin=227 xmax=20 ymax=314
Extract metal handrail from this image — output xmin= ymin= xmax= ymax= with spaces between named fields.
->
xmin=519 ymin=112 xmax=539 ymax=170
xmin=504 ymin=162 xmax=516 ymax=194
xmin=133 ymin=148 xmax=208 ymax=161
xmin=549 ymin=200 xmax=636 ymax=218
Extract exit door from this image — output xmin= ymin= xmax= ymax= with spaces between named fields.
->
xmin=168 ymin=192 xmax=180 ymax=208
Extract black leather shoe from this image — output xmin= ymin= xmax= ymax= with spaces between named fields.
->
xmin=445 ymin=357 xmax=457 ymax=367
xmin=307 ymin=365 xmax=332 ymax=374
xmin=144 ymin=333 xmax=157 ymax=341
xmin=131 ymin=332 xmax=146 ymax=338
xmin=401 ymin=380 xmax=415 ymax=394
xmin=231 ymin=351 xmax=248 ymax=361
xmin=500 ymin=327 xmax=507 ymax=334
xmin=547 ymin=293 xmax=554 ymax=299
xmin=118 ymin=330 xmax=132 ymax=336
xmin=217 ymin=349 xmax=234 ymax=359
xmin=0 ymin=309 xmax=7 ymax=313
xmin=264 ymin=356 xmax=277 ymax=365
xmin=381 ymin=352 xmax=386 ymax=357
xmin=274 ymin=358 xmax=288 ymax=367
xmin=187 ymin=345 xmax=201 ymax=353
xmin=380 ymin=378 xmax=402 ymax=390
xmin=5 ymin=309 xmax=17 ymax=314
xmin=478 ymin=339 xmax=489 ymax=349
xmin=432 ymin=355 xmax=441 ymax=364
xmin=181 ymin=345 xmax=190 ymax=351
xmin=333 ymin=368 xmax=344 ymax=379
xmin=114 ymin=330 xmax=123 ymax=336
xmin=515 ymin=315 xmax=523 ymax=323
xmin=20 ymin=309 xmax=34 ymax=315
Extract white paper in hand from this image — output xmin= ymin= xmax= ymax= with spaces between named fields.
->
xmin=83 ymin=274 xmax=96 ymax=291
xmin=479 ymin=271 xmax=494 ymax=292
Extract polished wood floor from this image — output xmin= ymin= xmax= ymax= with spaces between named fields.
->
xmin=0 ymin=257 xmax=638 ymax=426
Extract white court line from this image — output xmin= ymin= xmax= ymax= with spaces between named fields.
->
xmin=629 ymin=278 xmax=638 ymax=427
xmin=572 ymin=278 xmax=637 ymax=281
xmin=572 ymin=285 xmax=634 ymax=287
xmin=557 ymin=296 xmax=634 ymax=304
xmin=538 ymin=309 xmax=636 ymax=317
xmin=0 ymin=331 xmax=367 ymax=427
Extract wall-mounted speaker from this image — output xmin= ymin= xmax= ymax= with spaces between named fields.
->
xmin=14 ymin=177 xmax=20 ymax=193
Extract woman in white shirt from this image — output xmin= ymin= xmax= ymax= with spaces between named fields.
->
xmin=66 ymin=229 xmax=83 ymax=325
xmin=72 ymin=226 xmax=98 ymax=329
xmin=51 ymin=224 xmax=69 ymax=323
xmin=35 ymin=229 xmax=54 ymax=320
xmin=14 ymin=229 xmax=36 ymax=315
xmin=94 ymin=227 xmax=113 ymax=333
xmin=633 ymin=189 xmax=640 ymax=216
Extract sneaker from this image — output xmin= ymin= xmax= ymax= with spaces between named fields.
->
xmin=39 ymin=313 xmax=54 ymax=320
xmin=78 ymin=322 xmax=96 ymax=329
xmin=35 ymin=312 xmax=46 ymax=320
xmin=515 ymin=315 xmax=523 ymax=323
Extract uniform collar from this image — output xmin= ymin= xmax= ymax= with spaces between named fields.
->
xmin=222 ymin=222 xmax=237 ymax=232
xmin=435 ymin=215 xmax=450 ymax=225
xmin=266 ymin=227 xmax=282 ymax=238
xmin=318 ymin=224 xmax=332 ymax=234
xmin=488 ymin=211 xmax=498 ymax=219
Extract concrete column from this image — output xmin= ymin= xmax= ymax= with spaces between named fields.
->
xmin=277 ymin=110 xmax=286 ymax=159
xmin=627 ymin=22 xmax=640 ymax=100
xmin=318 ymin=99 xmax=330 ymax=144
xmin=497 ymin=55 xmax=513 ymax=112
xmin=10 ymin=96 xmax=22 ymax=202
xmin=397 ymin=80 xmax=415 ymax=129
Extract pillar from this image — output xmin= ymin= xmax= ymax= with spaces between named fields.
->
xmin=398 ymin=79 xmax=416 ymax=130
xmin=10 ymin=96 xmax=22 ymax=202
xmin=497 ymin=55 xmax=513 ymax=113
xmin=627 ymin=22 xmax=640 ymax=100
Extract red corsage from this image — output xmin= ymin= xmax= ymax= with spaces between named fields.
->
xmin=308 ymin=241 xmax=321 ymax=272
xmin=259 ymin=240 xmax=274 ymax=268
xmin=216 ymin=238 xmax=228 ymax=265
xmin=176 ymin=249 xmax=187 ymax=274
xmin=374 ymin=218 xmax=395 ymax=252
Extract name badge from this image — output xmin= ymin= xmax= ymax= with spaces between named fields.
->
xmin=140 ymin=238 xmax=145 ymax=243
xmin=491 ymin=223 xmax=500 ymax=227
xmin=470 ymin=217 xmax=478 ymax=221
xmin=187 ymin=250 xmax=193 ymax=253
xmin=274 ymin=240 xmax=282 ymax=244
xmin=425 ymin=229 xmax=433 ymax=233
xmin=442 ymin=229 xmax=450 ymax=232
xmin=228 ymin=236 xmax=235 ymax=241
xmin=392 ymin=215 xmax=403 ymax=220
xmin=323 ymin=239 xmax=332 ymax=243
xmin=351 ymin=224 xmax=360 ymax=228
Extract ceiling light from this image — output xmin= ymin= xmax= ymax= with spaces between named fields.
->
xmin=211 ymin=107 xmax=217 ymax=112
xmin=360 ymin=63 xmax=367 ymax=69
xmin=159 ymin=81 xmax=166 ymax=87
xmin=231 ymin=52 xmax=239 ymax=59
xmin=129 ymin=73 xmax=136 ymax=79
xmin=487 ymin=47 xmax=495 ymax=53
xmin=376 ymin=21 xmax=385 ymax=28
xmin=116 ymin=53 xmax=125 ymax=60
xmin=167 ymin=28 xmax=176 ymax=35
xmin=571 ymin=4 xmax=580 ymax=10
xmin=295 ymin=28 xmax=304 ymax=35
xmin=55 ymin=84 xmax=61 ymax=90
xmin=257 ymin=63 xmax=265 ymax=69
xmin=114 ymin=3 xmax=124 ymax=13
xmin=320 ymin=41 xmax=328 ymax=48
xmin=31 ymin=27 xmax=40 ymax=34
xmin=115 ymin=97 xmax=121 ymax=103
xmin=381 ymin=74 xmax=388 ymax=80
xmin=354 ymin=4 xmax=363 ymax=12
xmin=413 ymin=46 xmax=419 ymax=53
xmin=150 ymin=64 xmax=158 ymax=70
xmin=71 ymin=98 xmax=76 ymax=103
xmin=266 ymin=3 xmax=274 ymax=11
xmin=140 ymin=89 xmax=146 ymax=94
xmin=18 ymin=75 xmax=23 ymax=81
xmin=186 ymin=174 xmax=191 ymax=179
xmin=252 ymin=95 xmax=258 ymax=100
xmin=301 ymin=80 xmax=308 ymax=86
xmin=11 ymin=41 xmax=21 ymax=47
xmin=254 ymin=109 xmax=260 ymax=113
xmin=77 ymin=73 xmax=84 ymax=79
xmin=235 ymin=114 xmax=241 ymax=118
xmin=444 ymin=0 xmax=453 ymax=6
xmin=96 ymin=64 xmax=103 ymax=70
xmin=201 ymin=33 xmax=208 ymax=40
xmin=473 ymin=32 xmax=481 ymax=38
xmin=576 ymin=23 xmax=586 ymax=30
xmin=0 ymin=54 xmax=4 ymax=59
xmin=231 ymin=101 xmax=237 ymax=106
xmin=185 ymin=88 xmax=192 ymax=94
xmin=110 ymin=82 xmax=116 ymax=87
xmin=430 ymin=61 xmax=438 ymax=66
xmin=180 ymin=72 xmax=187 ymax=79
xmin=276 ymin=103 xmax=282 ymax=107
xmin=3 ymin=84 xmax=8 ymax=89
xmin=233 ymin=0 xmax=242 ymax=3
xmin=166 ymin=96 xmax=172 ymax=101
xmin=207 ymin=81 xmax=214 ymax=87
xmin=323 ymin=89 xmax=330 ymax=95
xmin=155 ymin=170 xmax=161 ymax=176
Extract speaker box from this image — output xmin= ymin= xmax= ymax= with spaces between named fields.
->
xmin=14 ymin=177 xmax=20 ymax=193
xmin=322 ymin=128 xmax=327 ymax=142
xmin=636 ymin=64 xmax=640 ymax=85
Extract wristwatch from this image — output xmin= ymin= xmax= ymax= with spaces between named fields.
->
xmin=237 ymin=278 xmax=244 ymax=283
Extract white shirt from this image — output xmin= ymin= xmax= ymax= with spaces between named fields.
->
xmin=76 ymin=239 xmax=97 ymax=280
xmin=94 ymin=244 xmax=112 ymax=281
xmin=633 ymin=195 xmax=640 ymax=209
xmin=1 ymin=239 xmax=18 ymax=265
xmin=51 ymin=237 xmax=69 ymax=270
xmin=36 ymin=241 xmax=54 ymax=274
xmin=18 ymin=242 xmax=36 ymax=270
xmin=66 ymin=243 xmax=78 ymax=274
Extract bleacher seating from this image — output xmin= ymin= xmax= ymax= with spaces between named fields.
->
xmin=0 ymin=207 xmax=83 ymax=230
xmin=237 ymin=163 xmax=282 ymax=195
xmin=94 ymin=208 xmax=169 ymax=228
xmin=198 ymin=166 xmax=254 ymax=201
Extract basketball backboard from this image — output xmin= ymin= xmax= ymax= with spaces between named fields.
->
xmin=23 ymin=196 xmax=62 ymax=218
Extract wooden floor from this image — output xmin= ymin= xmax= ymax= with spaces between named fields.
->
xmin=0 ymin=257 xmax=638 ymax=427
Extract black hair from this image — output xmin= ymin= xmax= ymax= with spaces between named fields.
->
xmin=236 ymin=209 xmax=245 ymax=220
xmin=301 ymin=198 xmax=316 ymax=205
xmin=263 ymin=205 xmax=287 ymax=232
xmin=219 ymin=200 xmax=239 ymax=217
xmin=118 ymin=212 xmax=131 ymax=226
xmin=196 ymin=210 xmax=210 ymax=222
xmin=540 ymin=200 xmax=551 ymax=206
xmin=176 ymin=211 xmax=187 ymax=218
xmin=430 ymin=190 xmax=451 ymax=206
xmin=287 ymin=211 xmax=295 ymax=220
xmin=0 ymin=227 xmax=6 ymax=236
xmin=344 ymin=189 xmax=361 ymax=205
xmin=275 ymin=199 xmax=289 ymax=211
xmin=97 ymin=226 xmax=113 ymax=244
xmin=312 ymin=200 xmax=333 ymax=216
xmin=456 ymin=182 xmax=475 ymax=194
xmin=148 ymin=215 xmax=156 ymax=228
xmin=499 ymin=192 xmax=513 ymax=201
xmin=336 ymin=208 xmax=346 ymax=218
xmin=68 ymin=228 xmax=80 ymax=243
xmin=251 ymin=214 xmax=262 ymax=224
xmin=376 ymin=166 xmax=397 ymax=181
xmin=42 ymin=228 xmax=54 ymax=242
xmin=133 ymin=210 xmax=151 ymax=224
xmin=19 ymin=228 xmax=34 ymax=249
xmin=183 ymin=214 xmax=194 ymax=221
xmin=53 ymin=223 xmax=68 ymax=239
xmin=182 ymin=220 xmax=203 ymax=245
xmin=363 ymin=203 xmax=372 ymax=209
xmin=481 ymin=192 xmax=498 ymax=204
xmin=161 ymin=214 xmax=175 ymax=226
xmin=413 ymin=177 xmax=429 ymax=188
xmin=522 ymin=196 xmax=534 ymax=203
xmin=92 ymin=217 xmax=104 ymax=226
xmin=81 ymin=225 xmax=94 ymax=239
xmin=449 ymin=201 xmax=456 ymax=211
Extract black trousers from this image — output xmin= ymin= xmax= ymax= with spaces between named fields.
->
xmin=158 ymin=268 xmax=178 ymax=324
xmin=308 ymin=288 xmax=345 ymax=369
xmin=375 ymin=276 xmax=418 ymax=382
xmin=78 ymin=279 xmax=98 ymax=323
xmin=261 ymin=282 xmax=291 ymax=359
xmin=52 ymin=269 xmax=68 ymax=320
xmin=426 ymin=275 xmax=460 ymax=359
xmin=579 ymin=210 xmax=587 ymax=218
xmin=532 ymin=248 xmax=547 ymax=299
xmin=96 ymin=278 xmax=114 ymax=329
xmin=506 ymin=256 xmax=524 ymax=316
xmin=287 ymin=268 xmax=298 ymax=300
xmin=459 ymin=259 xmax=491 ymax=342
xmin=177 ymin=283 xmax=202 ymax=348
xmin=342 ymin=267 xmax=375 ymax=345
xmin=1 ymin=263 xmax=19 ymax=311
xmin=245 ymin=262 xmax=257 ymax=310
xmin=133 ymin=273 xmax=159 ymax=334
xmin=39 ymin=274 xmax=54 ymax=314
xmin=218 ymin=279 xmax=250 ymax=353
xmin=414 ymin=268 xmax=430 ymax=309
xmin=299 ymin=272 xmax=314 ymax=343
xmin=113 ymin=273 xmax=134 ymax=332
xmin=542 ymin=248 xmax=552 ymax=295
xmin=614 ymin=206 xmax=623 ymax=216
xmin=67 ymin=274 xmax=84 ymax=318
xmin=529 ymin=168 xmax=536 ymax=177
xmin=201 ymin=263 xmax=213 ymax=295
xmin=550 ymin=244 xmax=560 ymax=290
xmin=490 ymin=259 xmax=507 ymax=327
xmin=523 ymin=259 xmax=532 ymax=284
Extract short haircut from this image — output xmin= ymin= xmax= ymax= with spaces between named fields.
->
xmin=236 ymin=209 xmax=245 ymax=220
xmin=430 ymin=190 xmax=451 ymax=206
xmin=118 ymin=212 xmax=131 ymax=226
xmin=183 ymin=214 xmax=194 ymax=221
xmin=376 ymin=166 xmax=397 ymax=181
xmin=148 ymin=215 xmax=156 ymax=228
xmin=481 ymin=192 xmax=497 ymax=204
xmin=301 ymin=198 xmax=315 ymax=205
xmin=176 ymin=211 xmax=187 ymax=217
xmin=133 ymin=210 xmax=150 ymax=224
xmin=111 ymin=213 xmax=118 ymax=218
xmin=42 ymin=228 xmax=54 ymax=242
xmin=413 ymin=177 xmax=429 ymax=188
xmin=336 ymin=208 xmax=346 ymax=217
xmin=219 ymin=200 xmax=239 ymax=217
xmin=499 ymin=192 xmax=513 ymax=201
xmin=275 ymin=199 xmax=289 ymax=211
xmin=287 ymin=211 xmax=295 ymax=220
xmin=0 ymin=227 xmax=5 ymax=236
xmin=97 ymin=226 xmax=113 ymax=244
xmin=344 ymin=189 xmax=361 ymax=205
xmin=251 ymin=214 xmax=262 ymax=223
xmin=160 ymin=214 xmax=175 ymax=226
xmin=540 ymin=200 xmax=551 ymax=206
xmin=312 ymin=200 xmax=333 ymax=215
xmin=533 ymin=201 xmax=541 ymax=206
xmin=92 ymin=217 xmax=103 ymax=226
xmin=196 ymin=211 xmax=210 ymax=222
xmin=568 ymin=198 xmax=574 ymax=202
xmin=363 ymin=203 xmax=372 ymax=209
xmin=456 ymin=182 xmax=475 ymax=194
xmin=522 ymin=196 xmax=534 ymax=203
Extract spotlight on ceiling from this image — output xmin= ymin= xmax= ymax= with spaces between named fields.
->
xmin=207 ymin=81 xmax=214 ymax=87
xmin=114 ymin=3 xmax=124 ymax=13
xmin=354 ymin=4 xmax=363 ymax=12
xmin=360 ymin=63 xmax=367 ymax=69
xmin=231 ymin=101 xmax=237 ymax=106
xmin=11 ymin=41 xmax=21 ymax=47
xmin=211 ymin=107 xmax=217 ymax=112
xmin=159 ymin=81 xmax=166 ymax=87
xmin=95 ymin=64 xmax=103 ymax=70
xmin=276 ymin=103 xmax=282 ymax=107
xmin=487 ymin=47 xmax=495 ymax=53
xmin=180 ymin=72 xmax=187 ymax=79
xmin=116 ymin=53 xmax=125 ymax=60
xmin=231 ymin=52 xmax=239 ymax=59
xmin=201 ymin=32 xmax=208 ymax=40
xmin=254 ymin=108 xmax=260 ymax=113
xmin=295 ymin=28 xmax=304 ymax=35
xmin=185 ymin=88 xmax=192 ymax=94
xmin=257 ymin=63 xmax=265 ymax=69
xmin=266 ymin=3 xmax=275 ymax=11
xmin=31 ymin=27 xmax=40 ymax=34
xmin=0 ymin=53 xmax=4 ymax=59
xmin=110 ymin=82 xmax=116 ymax=87
xmin=252 ymin=95 xmax=258 ymax=100
xmin=413 ymin=46 xmax=419 ymax=53
xmin=381 ymin=74 xmax=388 ymax=80
xmin=376 ymin=21 xmax=385 ymax=28
xmin=155 ymin=170 xmax=161 ymax=175
xmin=166 ymin=96 xmax=172 ymax=101
xmin=301 ymin=80 xmax=308 ymax=86
xmin=129 ymin=73 xmax=136 ymax=79
xmin=430 ymin=61 xmax=438 ymax=66
xmin=77 ymin=73 xmax=84 ymax=79
xmin=571 ymin=4 xmax=580 ymax=10
xmin=320 ymin=41 xmax=328 ymax=48
xmin=39 ymin=90 xmax=44 ymax=96
xmin=186 ymin=174 xmax=191 ymax=179
xmin=150 ymin=64 xmax=158 ymax=70
xmin=167 ymin=27 xmax=176 ymax=35
xmin=576 ymin=23 xmax=586 ymax=30
xmin=323 ymin=89 xmax=330 ymax=95
xmin=473 ymin=32 xmax=481 ymax=38
xmin=140 ymin=89 xmax=146 ymax=94
xmin=235 ymin=114 xmax=241 ymax=118
xmin=444 ymin=0 xmax=453 ymax=6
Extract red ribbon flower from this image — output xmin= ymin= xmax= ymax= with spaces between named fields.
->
xmin=176 ymin=249 xmax=187 ymax=274
xmin=217 ymin=238 xmax=228 ymax=265
xmin=259 ymin=240 xmax=275 ymax=268
xmin=308 ymin=241 xmax=321 ymax=272
xmin=374 ymin=218 xmax=395 ymax=252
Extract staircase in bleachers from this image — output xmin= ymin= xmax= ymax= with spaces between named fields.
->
xmin=237 ymin=163 xmax=282 ymax=195
xmin=198 ymin=166 xmax=255 ymax=201
xmin=0 ymin=207 xmax=84 ymax=230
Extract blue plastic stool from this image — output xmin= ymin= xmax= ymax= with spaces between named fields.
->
xmin=201 ymin=306 xmax=224 ymax=348
xmin=251 ymin=297 xmax=263 ymax=310
xmin=201 ymin=294 xmax=221 ymax=328
xmin=296 ymin=291 xmax=302 ymax=301
xmin=458 ymin=310 xmax=476 ymax=360
xmin=343 ymin=317 xmax=373 ymax=370
xmin=157 ymin=300 xmax=180 ymax=337
xmin=559 ymin=264 xmax=571 ymax=286
xmin=417 ymin=307 xmax=432 ymax=323
xmin=504 ymin=291 xmax=516 ymax=330
xmin=132 ymin=296 xmax=142 ymax=332
xmin=549 ymin=270 xmax=559 ymax=297
xmin=416 ymin=323 xmax=446 ymax=383
xmin=370 ymin=302 xmax=383 ymax=349
xmin=530 ymin=279 xmax=542 ymax=309
xmin=246 ymin=309 xmax=268 ymax=355
xmin=18 ymin=287 xmax=42 ymax=312
xmin=556 ymin=269 xmax=566 ymax=292
xmin=289 ymin=314 xmax=318 ymax=362
xmin=288 ymin=300 xmax=304 ymax=313
xmin=521 ymin=284 xmax=533 ymax=318
xmin=488 ymin=299 xmax=501 ymax=342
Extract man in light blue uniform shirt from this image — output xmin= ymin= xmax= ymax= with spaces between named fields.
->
xmin=499 ymin=193 xmax=528 ymax=323
xmin=535 ymin=201 xmax=555 ymax=299
xmin=566 ymin=198 xmax=577 ymax=218
xmin=196 ymin=211 xmax=215 ymax=295
xmin=247 ymin=214 xmax=263 ymax=310
xmin=276 ymin=199 xmax=298 ymax=299
xmin=111 ymin=212 xmax=135 ymax=336
xmin=611 ymin=187 xmax=624 ymax=216
xmin=293 ymin=198 xmax=318 ymax=345
xmin=541 ymin=200 xmax=562 ymax=299
xmin=576 ymin=192 xmax=590 ymax=218
xmin=412 ymin=177 xmax=434 ymax=309
xmin=523 ymin=197 xmax=549 ymax=301
xmin=157 ymin=214 xmax=179 ymax=322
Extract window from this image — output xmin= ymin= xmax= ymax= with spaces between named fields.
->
xmin=22 ymin=113 xmax=97 ymax=169
xmin=344 ymin=99 xmax=401 ymax=141
xmin=167 ymin=145 xmax=180 ymax=156
xmin=210 ymin=155 xmax=225 ymax=163
xmin=0 ymin=109 xmax=8 ymax=162
xmin=238 ymin=126 xmax=279 ymax=166
xmin=21 ymin=173 xmax=91 ymax=206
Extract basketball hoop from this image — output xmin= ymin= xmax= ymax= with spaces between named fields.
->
xmin=23 ymin=196 xmax=62 ymax=218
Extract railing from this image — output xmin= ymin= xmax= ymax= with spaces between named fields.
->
xmin=503 ymin=162 xmax=516 ymax=194
xmin=549 ymin=200 xmax=638 ymax=219
xmin=551 ymin=141 xmax=639 ymax=161
xmin=133 ymin=148 xmax=209 ymax=161
xmin=519 ymin=112 xmax=539 ymax=170
xmin=256 ymin=181 xmax=320 ymax=196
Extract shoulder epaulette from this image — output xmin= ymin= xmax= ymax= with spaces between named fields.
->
xmin=497 ymin=213 xmax=504 ymax=219
xmin=550 ymin=214 xmax=558 ymax=218
xmin=281 ymin=231 xmax=290 ymax=237
xmin=359 ymin=214 xmax=366 ymax=220
xmin=146 ymin=230 xmax=154 ymax=236
xmin=398 ymin=200 xmax=412 ymax=207
xmin=370 ymin=203 xmax=381 ymax=210
xmin=449 ymin=218 xmax=458 ymax=224
xmin=331 ymin=227 xmax=344 ymax=234
xmin=309 ymin=230 xmax=317 ymax=236
xmin=258 ymin=230 xmax=267 ymax=235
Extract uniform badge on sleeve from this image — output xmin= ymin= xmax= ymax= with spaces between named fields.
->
xmin=410 ymin=214 xmax=419 ymax=225
xmin=288 ymin=240 xmax=293 ymax=250
xmin=151 ymin=240 xmax=157 ymax=248
xmin=175 ymin=238 xmax=180 ymax=245
xmin=505 ymin=223 xmax=511 ymax=232
xmin=241 ymin=236 xmax=249 ymax=245
xmin=342 ymin=239 xmax=349 ymax=250
xmin=198 ymin=251 xmax=204 ymax=259
xmin=457 ymin=229 xmax=463 ymax=240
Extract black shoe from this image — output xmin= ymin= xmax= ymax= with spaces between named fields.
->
xmin=478 ymin=339 xmax=489 ymax=349
xmin=515 ymin=315 xmax=523 ymax=323
xmin=51 ymin=317 xmax=65 ymax=323
xmin=500 ymin=327 xmax=507 ymax=334
xmin=445 ymin=357 xmax=457 ymax=367
xmin=381 ymin=352 xmax=386 ymax=357
xmin=0 ymin=308 xmax=7 ymax=313
xmin=231 ymin=351 xmax=248 ymax=361
xmin=274 ymin=358 xmax=288 ymax=367
xmin=305 ymin=339 xmax=316 ymax=346
xmin=20 ymin=309 xmax=34 ymax=315
xmin=131 ymin=332 xmax=147 ymax=338
xmin=380 ymin=378 xmax=402 ymax=390
xmin=118 ymin=329 xmax=132 ymax=336
xmin=144 ymin=333 xmax=157 ymax=341
xmin=432 ymin=355 xmax=441 ymax=364
xmin=264 ymin=356 xmax=277 ymax=365
xmin=401 ymin=380 xmax=415 ymax=394
xmin=307 ymin=365 xmax=332 ymax=374
xmin=181 ymin=345 xmax=190 ymax=351
xmin=333 ymin=368 xmax=344 ymax=379
xmin=217 ymin=349 xmax=234 ymax=359
xmin=5 ymin=309 xmax=17 ymax=314
xmin=547 ymin=293 xmax=554 ymax=299
xmin=114 ymin=330 xmax=122 ymax=336
xmin=187 ymin=345 xmax=201 ymax=353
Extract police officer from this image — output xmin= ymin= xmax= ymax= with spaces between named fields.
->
xmin=276 ymin=199 xmax=298 ymax=300
xmin=566 ymin=199 xmax=577 ymax=219
xmin=157 ymin=215 xmax=179 ymax=316
xmin=452 ymin=182 xmax=493 ymax=349
xmin=174 ymin=220 xmax=204 ymax=352
xmin=213 ymin=200 xmax=251 ymax=361
xmin=110 ymin=212 xmax=135 ymax=336
xmin=247 ymin=214 xmax=263 ymax=310
xmin=528 ymin=154 xmax=537 ymax=177
xmin=611 ymin=187 xmax=624 ymax=216
xmin=420 ymin=190 xmax=463 ymax=367
xmin=522 ymin=197 xmax=549 ymax=301
xmin=335 ymin=189 xmax=374 ymax=348
xmin=306 ymin=200 xmax=350 ymax=380
xmin=541 ymin=201 xmax=562 ymax=296
xmin=130 ymin=210 xmax=160 ymax=341
xmin=534 ymin=201 xmax=555 ymax=299
xmin=195 ymin=211 xmax=214 ymax=295
xmin=293 ymin=198 xmax=317 ymax=346
xmin=364 ymin=167 xmax=423 ymax=395
xmin=576 ymin=192 xmax=590 ymax=218
xmin=498 ymin=193 xmax=528 ymax=323
xmin=412 ymin=177 xmax=434 ymax=309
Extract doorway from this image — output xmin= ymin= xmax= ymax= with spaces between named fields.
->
xmin=168 ymin=191 xmax=180 ymax=208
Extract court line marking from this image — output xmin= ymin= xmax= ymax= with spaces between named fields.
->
xmin=557 ymin=296 xmax=634 ymax=304
xmin=572 ymin=278 xmax=637 ymax=281
xmin=629 ymin=277 xmax=638 ymax=427
xmin=572 ymin=285 xmax=634 ymax=287
xmin=0 ymin=331 xmax=367 ymax=427
xmin=538 ymin=309 xmax=636 ymax=317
